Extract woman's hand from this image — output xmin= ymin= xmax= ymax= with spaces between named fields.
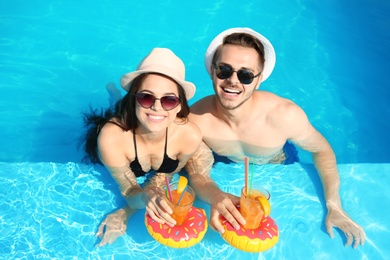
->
xmin=325 ymin=202 xmax=366 ymax=248
xmin=95 ymin=206 xmax=135 ymax=247
xmin=143 ymin=185 xmax=176 ymax=226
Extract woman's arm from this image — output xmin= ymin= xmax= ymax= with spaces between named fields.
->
xmin=97 ymin=123 xmax=146 ymax=209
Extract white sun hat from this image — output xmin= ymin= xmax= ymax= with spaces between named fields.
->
xmin=121 ymin=48 xmax=196 ymax=100
xmin=205 ymin=27 xmax=276 ymax=82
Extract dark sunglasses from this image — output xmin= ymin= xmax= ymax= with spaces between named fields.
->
xmin=213 ymin=63 xmax=261 ymax=84
xmin=135 ymin=93 xmax=181 ymax=111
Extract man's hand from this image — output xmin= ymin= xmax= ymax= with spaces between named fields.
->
xmin=325 ymin=202 xmax=366 ymax=248
xmin=209 ymin=191 xmax=245 ymax=233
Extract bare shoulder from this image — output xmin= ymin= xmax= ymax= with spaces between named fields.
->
xmin=190 ymin=95 xmax=215 ymax=114
xmin=98 ymin=121 xmax=125 ymax=146
xmin=256 ymin=91 xmax=305 ymax=121
xmin=173 ymin=119 xmax=202 ymax=148
xmin=97 ymin=122 xmax=129 ymax=166
xmin=258 ymin=91 xmax=314 ymax=139
xmin=189 ymin=95 xmax=216 ymax=127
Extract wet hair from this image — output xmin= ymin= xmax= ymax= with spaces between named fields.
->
xmin=212 ymin=32 xmax=265 ymax=71
xmin=81 ymin=73 xmax=190 ymax=164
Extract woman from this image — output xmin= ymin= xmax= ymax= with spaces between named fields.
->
xmin=82 ymin=48 xmax=202 ymax=246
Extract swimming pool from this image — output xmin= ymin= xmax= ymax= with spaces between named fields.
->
xmin=1 ymin=0 xmax=389 ymax=259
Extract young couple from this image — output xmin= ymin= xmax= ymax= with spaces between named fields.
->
xmin=82 ymin=27 xmax=365 ymax=248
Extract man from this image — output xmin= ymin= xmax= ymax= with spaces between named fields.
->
xmin=186 ymin=27 xmax=365 ymax=248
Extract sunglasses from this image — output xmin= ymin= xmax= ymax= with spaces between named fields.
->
xmin=213 ymin=63 xmax=261 ymax=84
xmin=135 ymin=93 xmax=181 ymax=111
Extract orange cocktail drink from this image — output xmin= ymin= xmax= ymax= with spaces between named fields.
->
xmin=240 ymin=187 xmax=270 ymax=229
xmin=165 ymin=183 xmax=195 ymax=226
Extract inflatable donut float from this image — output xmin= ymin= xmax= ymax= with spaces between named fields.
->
xmin=219 ymin=208 xmax=279 ymax=252
xmin=145 ymin=206 xmax=208 ymax=248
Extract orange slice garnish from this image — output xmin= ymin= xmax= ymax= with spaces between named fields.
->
xmin=256 ymin=196 xmax=271 ymax=216
xmin=177 ymin=176 xmax=188 ymax=194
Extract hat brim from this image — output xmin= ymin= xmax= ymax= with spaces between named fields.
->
xmin=120 ymin=67 xmax=196 ymax=100
xmin=205 ymin=27 xmax=276 ymax=82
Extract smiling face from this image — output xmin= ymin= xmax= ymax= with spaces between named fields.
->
xmin=212 ymin=44 xmax=263 ymax=110
xmin=135 ymin=74 xmax=181 ymax=133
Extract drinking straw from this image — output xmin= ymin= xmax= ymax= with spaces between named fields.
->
xmin=165 ymin=175 xmax=173 ymax=202
xmin=177 ymin=187 xmax=187 ymax=205
xmin=249 ymin=161 xmax=254 ymax=196
xmin=244 ymin=157 xmax=249 ymax=195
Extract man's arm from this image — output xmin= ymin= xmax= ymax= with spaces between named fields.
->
xmin=186 ymin=141 xmax=245 ymax=232
xmin=276 ymin=100 xmax=365 ymax=248
xmin=295 ymin=130 xmax=366 ymax=248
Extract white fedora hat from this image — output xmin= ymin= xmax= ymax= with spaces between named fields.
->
xmin=120 ymin=48 xmax=196 ymax=100
xmin=205 ymin=27 xmax=276 ymax=82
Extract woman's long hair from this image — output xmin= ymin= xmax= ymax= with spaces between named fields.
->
xmin=80 ymin=73 xmax=190 ymax=164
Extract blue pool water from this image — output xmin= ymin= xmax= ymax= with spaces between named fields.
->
xmin=1 ymin=0 xmax=389 ymax=259
xmin=1 ymin=162 xmax=389 ymax=259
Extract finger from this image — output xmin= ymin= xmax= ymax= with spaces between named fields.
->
xmin=353 ymin=227 xmax=366 ymax=248
xmin=146 ymin=208 xmax=165 ymax=224
xmin=154 ymin=210 xmax=175 ymax=226
xmin=97 ymin=241 xmax=105 ymax=247
xmin=360 ymin=229 xmax=366 ymax=245
xmin=225 ymin=215 xmax=240 ymax=230
xmin=345 ymin=233 xmax=353 ymax=247
xmin=148 ymin=205 xmax=176 ymax=227
xmin=325 ymin=221 xmax=334 ymax=238
xmin=161 ymin=212 xmax=176 ymax=226
xmin=98 ymin=235 xmax=109 ymax=247
xmin=95 ymin=230 xmax=102 ymax=238
xmin=353 ymin=236 xmax=360 ymax=249
xmin=156 ymin=210 xmax=176 ymax=226
xmin=210 ymin=210 xmax=225 ymax=233
xmin=226 ymin=204 xmax=245 ymax=226
xmin=107 ymin=235 xmax=116 ymax=245
xmin=224 ymin=194 xmax=245 ymax=225
xmin=219 ymin=206 xmax=240 ymax=230
xmin=158 ymin=198 xmax=173 ymax=215
xmin=154 ymin=198 xmax=176 ymax=226
xmin=95 ymin=222 xmax=106 ymax=238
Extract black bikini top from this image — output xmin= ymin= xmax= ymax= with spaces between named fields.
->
xmin=103 ymin=121 xmax=179 ymax=177
xmin=129 ymin=128 xmax=179 ymax=177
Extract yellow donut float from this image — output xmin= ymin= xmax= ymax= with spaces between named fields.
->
xmin=145 ymin=206 xmax=208 ymax=248
xmin=219 ymin=210 xmax=279 ymax=252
